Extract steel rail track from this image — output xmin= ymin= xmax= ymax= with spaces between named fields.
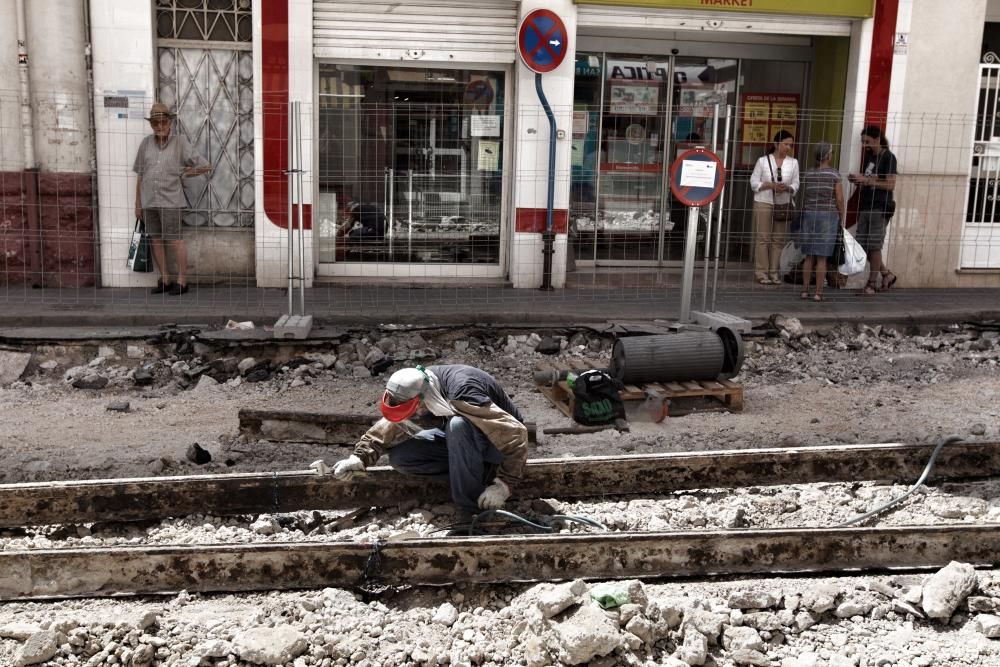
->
xmin=1 ymin=441 xmax=997 ymax=528
xmin=3 ymin=524 xmax=999 ymax=600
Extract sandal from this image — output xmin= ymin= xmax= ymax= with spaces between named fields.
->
xmin=800 ymin=291 xmax=810 ymax=300
xmin=882 ymin=272 xmax=897 ymax=290
xmin=813 ymin=293 xmax=824 ymax=302
xmin=861 ymin=281 xmax=878 ymax=296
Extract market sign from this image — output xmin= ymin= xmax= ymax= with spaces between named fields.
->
xmin=573 ymin=0 xmax=874 ymax=19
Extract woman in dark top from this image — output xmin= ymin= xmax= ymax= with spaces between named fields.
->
xmin=848 ymin=125 xmax=898 ymax=295
xmin=798 ymin=142 xmax=844 ymax=302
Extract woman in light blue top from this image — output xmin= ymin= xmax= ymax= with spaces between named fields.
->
xmin=797 ymin=141 xmax=844 ymax=302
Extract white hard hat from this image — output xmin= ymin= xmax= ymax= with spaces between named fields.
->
xmin=381 ymin=367 xmax=426 ymax=421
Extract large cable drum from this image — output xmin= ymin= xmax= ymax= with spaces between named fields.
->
xmin=609 ymin=328 xmax=744 ymax=384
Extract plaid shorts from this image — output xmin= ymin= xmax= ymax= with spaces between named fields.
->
xmin=143 ymin=208 xmax=184 ymax=239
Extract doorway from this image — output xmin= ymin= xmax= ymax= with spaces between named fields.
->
xmin=570 ymin=53 xmax=737 ymax=267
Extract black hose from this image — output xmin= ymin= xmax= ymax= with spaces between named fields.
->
xmin=837 ymin=435 xmax=965 ymax=527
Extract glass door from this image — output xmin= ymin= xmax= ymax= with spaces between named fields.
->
xmin=595 ymin=56 xmax=672 ymax=264
xmin=570 ymin=54 xmax=737 ymax=267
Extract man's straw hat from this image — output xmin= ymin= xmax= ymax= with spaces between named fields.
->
xmin=146 ymin=102 xmax=176 ymax=121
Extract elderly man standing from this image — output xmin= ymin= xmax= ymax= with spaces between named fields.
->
xmin=133 ymin=102 xmax=210 ymax=295
xmin=315 ymin=364 xmax=528 ymax=515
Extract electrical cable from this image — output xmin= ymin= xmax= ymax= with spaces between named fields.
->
xmin=469 ymin=509 xmax=553 ymax=535
xmin=836 ymin=435 xmax=964 ymax=527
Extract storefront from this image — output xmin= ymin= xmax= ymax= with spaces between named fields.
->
xmin=310 ymin=0 xmax=518 ymax=279
xmin=568 ymin=0 xmax=873 ymax=270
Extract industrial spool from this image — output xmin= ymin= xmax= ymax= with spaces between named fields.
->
xmin=609 ymin=329 xmax=744 ymax=384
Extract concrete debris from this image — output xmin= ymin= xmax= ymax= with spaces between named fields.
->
xmin=105 ymin=400 xmax=130 ymax=413
xmin=0 ymin=623 xmax=41 ymax=640
xmin=185 ymin=443 xmax=212 ymax=465
xmin=552 ymin=602 xmax=622 ymax=665
xmin=15 ymin=630 xmax=60 ymax=666
xmin=233 ymin=626 xmax=307 ymax=665
xmin=71 ymin=373 xmax=108 ymax=390
xmin=0 ymin=322 xmax=998 ymax=665
xmin=921 ymin=561 xmax=979 ymax=619
xmin=975 ymin=613 xmax=1000 ymax=638
xmin=0 ymin=351 xmax=32 ymax=386
xmin=432 ymin=602 xmax=459 ymax=627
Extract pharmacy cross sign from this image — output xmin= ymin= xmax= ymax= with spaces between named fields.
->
xmin=517 ymin=9 xmax=568 ymax=74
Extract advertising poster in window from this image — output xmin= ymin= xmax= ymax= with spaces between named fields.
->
xmin=738 ymin=93 xmax=800 ymax=167
xmin=609 ymin=82 xmax=659 ymax=116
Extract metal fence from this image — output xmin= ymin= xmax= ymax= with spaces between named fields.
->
xmin=0 ymin=88 xmax=997 ymax=322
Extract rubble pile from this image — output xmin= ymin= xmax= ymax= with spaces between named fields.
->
xmin=3 ymin=564 xmax=1000 ymax=666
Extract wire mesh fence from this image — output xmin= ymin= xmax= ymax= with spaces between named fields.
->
xmin=0 ymin=86 xmax=997 ymax=322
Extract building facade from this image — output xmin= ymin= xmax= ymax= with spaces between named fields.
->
xmin=0 ymin=0 xmax=997 ymax=291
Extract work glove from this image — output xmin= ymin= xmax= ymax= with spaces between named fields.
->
xmin=332 ymin=454 xmax=366 ymax=480
xmin=476 ymin=478 xmax=510 ymax=510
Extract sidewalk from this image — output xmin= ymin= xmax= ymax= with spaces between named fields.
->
xmin=0 ymin=283 xmax=997 ymax=330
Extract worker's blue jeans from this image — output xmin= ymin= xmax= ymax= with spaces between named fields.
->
xmin=387 ymin=416 xmax=503 ymax=513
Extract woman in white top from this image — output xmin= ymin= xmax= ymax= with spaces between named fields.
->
xmin=749 ymin=130 xmax=800 ymax=285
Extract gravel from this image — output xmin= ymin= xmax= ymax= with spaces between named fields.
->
xmin=0 ymin=320 xmax=999 ymax=665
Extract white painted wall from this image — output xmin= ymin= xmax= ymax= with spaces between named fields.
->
xmin=894 ymin=0 xmax=984 ymax=176
xmin=987 ymin=0 xmax=1000 ymax=22
xmin=27 ymin=0 xmax=92 ymax=173
xmin=89 ymin=0 xmax=157 ymax=288
xmin=0 ymin=0 xmax=25 ymax=171
xmin=510 ymin=0 xmax=577 ymax=289
xmin=253 ymin=0 xmax=315 ymax=289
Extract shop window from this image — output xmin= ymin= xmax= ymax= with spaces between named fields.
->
xmin=317 ymin=65 xmax=505 ymax=265
xmin=570 ymin=53 xmax=736 ymax=265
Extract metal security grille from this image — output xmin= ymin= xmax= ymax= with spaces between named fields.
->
xmin=961 ymin=63 xmax=1000 ymax=267
xmin=155 ymin=0 xmax=254 ymax=229
xmin=313 ymin=0 xmax=518 ymax=64
xmin=157 ymin=47 xmax=254 ymax=228
xmin=155 ymin=0 xmax=252 ymax=43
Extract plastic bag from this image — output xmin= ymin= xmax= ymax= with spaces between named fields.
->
xmin=838 ymin=228 xmax=868 ymax=276
xmin=778 ymin=241 xmax=804 ymax=276
xmin=126 ymin=218 xmax=153 ymax=273
xmin=590 ymin=582 xmax=631 ymax=609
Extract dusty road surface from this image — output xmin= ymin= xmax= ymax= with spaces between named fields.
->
xmin=1 ymin=319 xmax=999 ymax=666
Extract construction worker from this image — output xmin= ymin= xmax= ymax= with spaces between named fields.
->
xmin=315 ymin=365 xmax=528 ymax=514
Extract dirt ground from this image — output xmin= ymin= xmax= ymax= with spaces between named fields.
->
xmin=0 ymin=322 xmax=996 ymax=484
xmin=1 ymin=321 xmax=999 ymax=667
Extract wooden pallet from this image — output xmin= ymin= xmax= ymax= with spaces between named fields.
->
xmin=535 ymin=359 xmax=743 ymax=422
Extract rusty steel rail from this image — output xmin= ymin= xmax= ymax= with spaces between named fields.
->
xmin=2 ymin=524 xmax=1000 ymax=600
xmin=1 ymin=440 xmax=998 ymax=528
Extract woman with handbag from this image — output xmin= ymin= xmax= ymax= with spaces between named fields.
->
xmin=750 ymin=130 xmax=800 ymax=285
xmin=797 ymin=142 xmax=845 ymax=302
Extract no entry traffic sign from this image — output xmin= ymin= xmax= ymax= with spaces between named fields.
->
xmin=518 ymin=9 xmax=568 ymax=74
xmin=669 ymin=148 xmax=726 ymax=207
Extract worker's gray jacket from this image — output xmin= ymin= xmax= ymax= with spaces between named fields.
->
xmin=353 ymin=365 xmax=528 ymax=484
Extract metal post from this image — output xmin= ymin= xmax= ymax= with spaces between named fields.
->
xmin=294 ymin=101 xmax=305 ymax=315
xmin=387 ymin=168 xmax=394 ymax=258
xmin=286 ymin=102 xmax=295 ymax=315
xmin=536 ymin=72 xmax=556 ymax=291
xmin=711 ymin=106 xmax=733 ymax=312
xmin=407 ymin=170 xmax=413 ymax=260
xmin=679 ymin=205 xmax=700 ymax=323
xmin=701 ymin=104 xmax=720 ymax=311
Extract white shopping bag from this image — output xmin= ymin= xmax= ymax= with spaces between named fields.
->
xmin=779 ymin=241 xmax=804 ymax=276
xmin=838 ymin=228 xmax=868 ymax=276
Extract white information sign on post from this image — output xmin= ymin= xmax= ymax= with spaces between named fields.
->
xmin=679 ymin=160 xmax=718 ymax=189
